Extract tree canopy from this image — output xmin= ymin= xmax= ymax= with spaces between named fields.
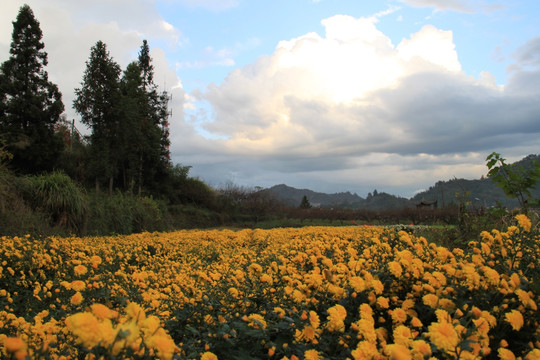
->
xmin=74 ymin=39 xmax=172 ymax=195
xmin=0 ymin=4 xmax=64 ymax=174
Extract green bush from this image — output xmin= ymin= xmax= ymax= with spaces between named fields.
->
xmin=86 ymin=192 xmax=165 ymax=235
xmin=0 ymin=167 xmax=51 ymax=236
xmin=27 ymin=171 xmax=88 ymax=234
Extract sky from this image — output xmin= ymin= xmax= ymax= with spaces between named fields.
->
xmin=1 ymin=0 xmax=539 ymax=198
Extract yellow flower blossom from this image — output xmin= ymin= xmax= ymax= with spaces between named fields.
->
xmin=351 ymin=340 xmax=379 ymax=360
xmin=515 ymin=214 xmax=531 ymax=232
xmin=73 ymin=264 xmax=88 ymax=276
xmin=525 ymin=349 xmax=540 ymax=360
xmin=304 ymin=349 xmax=322 ymax=360
xmin=410 ymin=317 xmax=423 ymax=328
xmin=91 ymin=303 xmax=119 ymax=320
xmin=393 ymin=325 xmax=413 ymax=347
xmin=427 ymin=321 xmax=459 ymax=353
xmin=146 ymin=331 xmax=177 ymax=360
xmin=201 ymin=351 xmax=218 ymax=360
xmin=246 ymin=314 xmax=267 ymax=329
xmin=326 ymin=304 xmax=346 ymax=332
xmin=386 ymin=343 xmax=412 ymax=360
xmin=70 ymin=291 xmax=83 ymax=305
xmin=309 ymin=311 xmax=320 ymax=329
xmin=377 ymin=296 xmax=390 ymax=309
xmin=3 ymin=337 xmax=26 ymax=353
xmin=391 ymin=308 xmax=408 ymax=324
xmin=295 ymin=325 xmax=320 ymax=343
xmin=70 ymin=280 xmax=86 ymax=291
xmin=422 ymin=294 xmax=438 ymax=308
xmin=411 ymin=340 xmax=432 ymax=359
xmin=388 ymin=261 xmax=403 ymax=278
xmin=65 ymin=312 xmax=102 ymax=348
xmin=504 ymin=310 xmax=524 ymax=331
xmin=498 ymin=348 xmax=516 ymax=360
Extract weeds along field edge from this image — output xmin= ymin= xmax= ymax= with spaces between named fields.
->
xmin=0 ymin=215 xmax=538 ymax=359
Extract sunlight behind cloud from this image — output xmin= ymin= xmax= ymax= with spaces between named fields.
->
xmin=203 ymin=14 xmax=465 ymax=147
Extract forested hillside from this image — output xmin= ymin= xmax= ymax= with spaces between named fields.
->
xmin=265 ymin=154 xmax=540 ymax=210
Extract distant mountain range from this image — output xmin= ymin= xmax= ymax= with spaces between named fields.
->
xmin=263 ymin=154 xmax=540 ymax=210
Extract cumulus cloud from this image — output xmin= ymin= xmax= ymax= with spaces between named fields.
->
xmin=190 ymin=14 xmax=540 ymax=196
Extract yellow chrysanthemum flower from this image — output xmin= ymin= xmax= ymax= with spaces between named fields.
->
xmin=515 ymin=214 xmax=532 ymax=232
xmin=65 ymin=312 xmax=101 ymax=348
xmin=411 ymin=340 xmax=432 ymax=359
xmin=247 ymin=314 xmax=267 ymax=329
xmin=525 ymin=349 xmax=540 ymax=360
xmin=304 ymin=349 xmax=322 ymax=360
xmin=386 ymin=343 xmax=412 ymax=360
xmin=391 ymin=308 xmax=408 ymax=324
xmin=498 ymin=348 xmax=516 ymax=360
xmin=393 ymin=325 xmax=413 ymax=347
xmin=91 ymin=303 xmax=118 ymax=320
xmin=146 ymin=331 xmax=177 ymax=360
xmin=326 ymin=304 xmax=347 ymax=332
xmin=427 ymin=321 xmax=459 ymax=353
xmin=504 ymin=310 xmax=524 ymax=331
xmin=388 ymin=261 xmax=403 ymax=278
xmin=70 ymin=291 xmax=83 ymax=305
xmin=309 ymin=311 xmax=320 ymax=329
xmin=351 ymin=340 xmax=379 ymax=360
xmin=422 ymin=294 xmax=438 ymax=308
xmin=200 ymin=351 xmax=218 ymax=360
xmin=73 ymin=264 xmax=88 ymax=276
xmin=3 ymin=337 xmax=26 ymax=353
xmin=70 ymin=280 xmax=86 ymax=291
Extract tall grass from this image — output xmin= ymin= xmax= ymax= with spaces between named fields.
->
xmin=29 ymin=171 xmax=88 ymax=234
xmin=0 ymin=167 xmax=51 ymax=235
xmin=86 ymin=192 xmax=164 ymax=235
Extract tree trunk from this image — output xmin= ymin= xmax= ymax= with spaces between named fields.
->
xmin=138 ymin=152 xmax=143 ymax=196
xmin=109 ymin=172 xmax=113 ymax=196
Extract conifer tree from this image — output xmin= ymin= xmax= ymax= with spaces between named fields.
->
xmin=73 ymin=41 xmax=122 ymax=194
xmin=134 ymin=40 xmax=171 ymax=193
xmin=0 ymin=4 xmax=64 ymax=174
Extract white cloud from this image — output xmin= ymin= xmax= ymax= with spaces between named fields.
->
xmin=202 ymin=15 xmax=465 ymax=145
xmin=185 ymin=14 xmax=540 ymax=196
xmin=399 ymin=0 xmax=504 ymax=13
xmin=400 ymin=0 xmax=475 ymax=12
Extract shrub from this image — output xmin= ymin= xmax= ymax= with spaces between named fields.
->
xmin=28 ymin=171 xmax=88 ymax=234
xmin=86 ymin=192 xmax=165 ymax=235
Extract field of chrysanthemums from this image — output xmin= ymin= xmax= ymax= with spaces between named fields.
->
xmin=0 ymin=215 xmax=538 ymax=360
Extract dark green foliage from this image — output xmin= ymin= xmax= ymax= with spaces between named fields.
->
xmin=118 ymin=41 xmax=171 ymax=195
xmin=0 ymin=4 xmax=65 ymax=174
xmin=27 ymin=171 xmax=88 ymax=234
xmin=164 ymin=167 xmax=217 ymax=208
xmin=486 ymin=152 xmax=540 ymax=209
xmin=86 ymin=192 xmax=164 ymax=235
xmin=74 ymin=40 xmax=171 ymax=197
xmin=133 ymin=40 xmax=172 ymax=193
xmin=74 ymin=40 xmax=122 ymax=194
xmin=0 ymin=155 xmax=50 ymax=235
xmin=299 ymin=195 xmax=311 ymax=209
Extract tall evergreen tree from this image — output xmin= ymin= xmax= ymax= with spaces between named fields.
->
xmin=0 ymin=4 xmax=65 ymax=174
xmin=119 ymin=61 xmax=145 ymax=192
xmin=73 ymin=41 xmax=121 ymax=194
xmin=134 ymin=40 xmax=171 ymax=193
